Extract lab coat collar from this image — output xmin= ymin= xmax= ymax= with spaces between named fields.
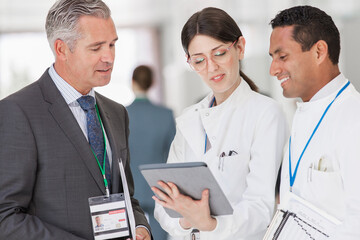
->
xmin=310 ymin=73 xmax=347 ymax=102
xmin=176 ymin=78 xmax=252 ymax=158
xmin=296 ymin=73 xmax=348 ymax=109
xmin=196 ymin=78 xmax=252 ymax=111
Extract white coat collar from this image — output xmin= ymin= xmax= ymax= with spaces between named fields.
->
xmin=310 ymin=73 xmax=347 ymax=102
xmin=297 ymin=73 xmax=348 ymax=109
xmin=176 ymin=78 xmax=252 ymax=158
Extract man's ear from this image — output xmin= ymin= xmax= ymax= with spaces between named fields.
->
xmin=236 ymin=36 xmax=246 ymax=60
xmin=314 ymin=40 xmax=328 ymax=64
xmin=54 ymin=39 xmax=68 ymax=61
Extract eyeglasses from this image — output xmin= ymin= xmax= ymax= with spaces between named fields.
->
xmin=187 ymin=40 xmax=237 ymax=72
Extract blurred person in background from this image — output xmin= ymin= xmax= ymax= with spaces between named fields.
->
xmin=127 ymin=65 xmax=176 ymax=240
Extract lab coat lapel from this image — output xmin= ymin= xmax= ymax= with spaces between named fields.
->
xmin=203 ymin=80 xmax=252 ymax=156
xmin=176 ymin=94 xmax=224 ymax=158
xmin=177 ymin=79 xmax=252 ymax=160
xmin=199 ymin=106 xmax=221 ymax=154
xmin=176 ymin=102 xmax=208 ymax=159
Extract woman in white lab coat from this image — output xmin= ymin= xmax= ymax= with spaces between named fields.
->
xmin=153 ymin=7 xmax=287 ymax=240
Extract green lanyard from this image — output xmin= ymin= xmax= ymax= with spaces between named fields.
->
xmin=91 ymin=104 xmax=110 ymax=197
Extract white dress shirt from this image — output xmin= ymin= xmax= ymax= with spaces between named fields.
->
xmin=48 ymin=64 xmax=112 ymax=167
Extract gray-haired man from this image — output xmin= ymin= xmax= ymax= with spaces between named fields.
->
xmin=0 ymin=0 xmax=151 ymax=239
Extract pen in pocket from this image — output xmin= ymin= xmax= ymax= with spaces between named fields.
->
xmin=229 ymin=150 xmax=238 ymax=156
xmin=307 ymin=163 xmax=313 ymax=182
xmin=218 ymin=152 xmax=225 ymax=171
xmin=218 ymin=150 xmax=237 ymax=171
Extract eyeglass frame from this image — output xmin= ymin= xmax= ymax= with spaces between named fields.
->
xmin=186 ymin=39 xmax=238 ymax=72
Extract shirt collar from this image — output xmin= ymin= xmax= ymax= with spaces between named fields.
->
xmin=134 ymin=92 xmax=148 ymax=100
xmin=310 ymin=73 xmax=346 ymax=102
xmin=48 ymin=64 xmax=95 ymax=105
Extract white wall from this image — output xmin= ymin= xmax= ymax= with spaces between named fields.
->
xmin=0 ymin=0 xmax=359 ymax=121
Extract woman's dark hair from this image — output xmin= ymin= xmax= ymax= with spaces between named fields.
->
xmin=181 ymin=7 xmax=258 ymax=92
xmin=132 ymin=65 xmax=153 ymax=91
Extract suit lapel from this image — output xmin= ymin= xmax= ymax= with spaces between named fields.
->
xmin=39 ymin=70 xmax=106 ymax=194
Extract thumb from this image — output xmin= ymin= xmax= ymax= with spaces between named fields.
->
xmin=136 ymin=234 xmax=145 ymax=240
xmin=201 ymin=189 xmax=210 ymax=203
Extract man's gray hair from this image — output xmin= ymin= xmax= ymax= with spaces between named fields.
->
xmin=46 ymin=0 xmax=111 ymax=55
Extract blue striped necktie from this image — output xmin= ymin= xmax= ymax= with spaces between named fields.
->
xmin=77 ymin=96 xmax=112 ymax=191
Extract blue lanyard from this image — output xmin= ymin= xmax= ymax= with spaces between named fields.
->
xmin=289 ymin=81 xmax=350 ymax=191
xmin=204 ymin=97 xmax=216 ymax=154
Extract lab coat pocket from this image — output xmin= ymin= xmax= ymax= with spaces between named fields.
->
xmin=306 ymin=169 xmax=345 ymax=219
xmin=217 ymin=152 xmax=249 ymax=199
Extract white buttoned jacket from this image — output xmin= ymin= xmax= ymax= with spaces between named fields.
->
xmin=280 ymin=74 xmax=360 ymax=239
xmin=154 ymin=79 xmax=288 ymax=240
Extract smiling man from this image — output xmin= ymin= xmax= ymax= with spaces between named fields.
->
xmin=0 ymin=0 xmax=151 ymax=239
xmin=269 ymin=5 xmax=360 ymax=239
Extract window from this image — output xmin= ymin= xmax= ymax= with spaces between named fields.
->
xmin=0 ymin=28 xmax=160 ymax=105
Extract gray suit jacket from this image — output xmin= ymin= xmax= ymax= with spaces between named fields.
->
xmin=0 ymin=70 xmax=150 ymax=239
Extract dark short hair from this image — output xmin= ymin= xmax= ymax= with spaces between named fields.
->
xmin=132 ymin=65 xmax=153 ymax=91
xmin=270 ymin=5 xmax=340 ymax=65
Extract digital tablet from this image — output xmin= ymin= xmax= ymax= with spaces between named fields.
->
xmin=139 ymin=162 xmax=233 ymax=218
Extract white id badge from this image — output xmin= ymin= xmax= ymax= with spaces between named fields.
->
xmin=89 ymin=193 xmax=130 ymax=240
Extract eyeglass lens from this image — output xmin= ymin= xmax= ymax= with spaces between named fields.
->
xmin=188 ymin=41 xmax=236 ymax=72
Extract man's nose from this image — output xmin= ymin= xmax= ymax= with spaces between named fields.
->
xmin=101 ymin=48 xmax=115 ymax=63
xmin=269 ymin=60 xmax=280 ymax=77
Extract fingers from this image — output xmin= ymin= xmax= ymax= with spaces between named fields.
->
xmin=135 ymin=227 xmax=151 ymax=240
xmin=152 ymin=195 xmax=168 ymax=208
xmin=151 ymin=187 xmax=170 ymax=202
xmin=167 ymin=182 xmax=180 ymax=197
xmin=151 ymin=185 xmax=177 ymax=210
xmin=151 ymin=181 xmax=179 ymax=199
xmin=151 ymin=182 xmax=186 ymax=212
xmin=157 ymin=181 xmax=178 ymax=196
xmin=135 ymin=234 xmax=145 ymax=240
